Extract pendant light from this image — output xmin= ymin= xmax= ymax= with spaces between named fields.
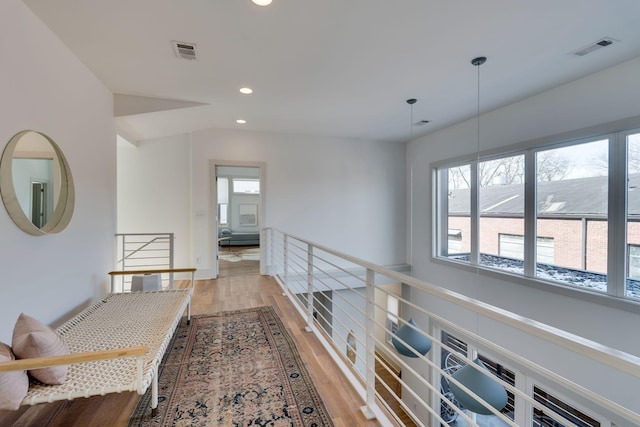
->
xmin=391 ymin=278 xmax=432 ymax=357
xmin=449 ymin=358 xmax=507 ymax=415
xmin=448 ymin=56 xmax=508 ymax=415
xmin=391 ymin=317 xmax=432 ymax=357
xmin=391 ymin=102 xmax=432 ymax=358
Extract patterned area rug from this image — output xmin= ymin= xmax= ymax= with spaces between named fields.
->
xmin=219 ymin=247 xmax=261 ymax=262
xmin=128 ymin=306 xmax=334 ymax=427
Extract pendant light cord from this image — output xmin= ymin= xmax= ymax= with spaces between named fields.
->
xmin=406 ymin=98 xmax=417 ymax=139
xmin=477 ymin=62 xmax=481 ymax=163
xmin=471 ymin=56 xmax=486 ymax=338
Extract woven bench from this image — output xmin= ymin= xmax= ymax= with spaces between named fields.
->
xmin=0 ymin=269 xmax=194 ymax=414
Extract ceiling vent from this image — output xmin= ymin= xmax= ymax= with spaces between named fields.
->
xmin=571 ymin=37 xmax=617 ymax=57
xmin=172 ymin=41 xmax=197 ymax=60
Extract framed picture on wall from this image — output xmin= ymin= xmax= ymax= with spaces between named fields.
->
xmin=239 ymin=203 xmax=257 ymax=226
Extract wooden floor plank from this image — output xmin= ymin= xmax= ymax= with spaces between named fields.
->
xmin=0 ymin=274 xmax=385 ymax=427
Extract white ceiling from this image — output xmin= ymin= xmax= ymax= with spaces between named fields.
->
xmin=24 ymin=0 xmax=640 ymax=143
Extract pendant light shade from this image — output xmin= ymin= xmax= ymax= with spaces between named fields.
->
xmin=391 ymin=318 xmax=432 ymax=357
xmin=449 ymin=358 xmax=508 ymax=415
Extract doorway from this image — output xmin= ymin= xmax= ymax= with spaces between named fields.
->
xmin=211 ymin=162 xmax=265 ymax=278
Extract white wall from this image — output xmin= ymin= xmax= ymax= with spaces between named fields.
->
xmin=192 ymin=129 xmax=406 ymax=277
xmin=0 ymin=0 xmax=115 ymax=342
xmin=117 ymin=134 xmax=191 ymax=269
xmin=120 ymin=128 xmax=406 ymax=278
xmin=407 ymin=57 xmax=640 ymax=412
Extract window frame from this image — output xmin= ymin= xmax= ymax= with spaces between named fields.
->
xmin=432 ymin=125 xmax=640 ymax=304
xmin=232 ymin=178 xmax=260 ymax=194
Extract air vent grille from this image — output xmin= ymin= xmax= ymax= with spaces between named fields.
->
xmin=571 ymin=37 xmax=617 ymax=57
xmin=172 ymin=41 xmax=197 ymax=60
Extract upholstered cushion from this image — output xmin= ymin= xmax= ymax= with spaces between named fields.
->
xmin=0 ymin=342 xmax=29 ymax=410
xmin=12 ymin=313 xmax=69 ymax=385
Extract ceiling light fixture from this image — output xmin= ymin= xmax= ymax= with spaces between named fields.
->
xmin=251 ymin=0 xmax=272 ymax=6
xmin=239 ymin=87 xmax=253 ymax=95
xmin=236 ymin=119 xmax=247 ymax=124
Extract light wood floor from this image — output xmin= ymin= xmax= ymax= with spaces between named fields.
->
xmin=0 ymin=275 xmax=383 ymax=427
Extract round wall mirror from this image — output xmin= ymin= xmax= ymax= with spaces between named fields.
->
xmin=0 ymin=130 xmax=75 ymax=235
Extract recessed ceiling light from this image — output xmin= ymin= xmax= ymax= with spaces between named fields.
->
xmin=236 ymin=119 xmax=247 ymax=124
xmin=239 ymin=87 xmax=253 ymax=94
xmin=252 ymin=0 xmax=272 ymax=6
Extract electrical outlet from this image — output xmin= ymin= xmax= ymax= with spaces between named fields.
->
xmin=195 ymin=256 xmax=201 ymax=264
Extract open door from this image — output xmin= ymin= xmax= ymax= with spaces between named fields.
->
xmin=212 ymin=163 xmax=264 ymax=278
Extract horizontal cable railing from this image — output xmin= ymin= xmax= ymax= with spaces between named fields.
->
xmin=113 ymin=233 xmax=174 ymax=292
xmin=265 ymin=227 xmax=640 ymax=427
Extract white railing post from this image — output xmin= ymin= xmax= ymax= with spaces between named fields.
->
xmin=169 ymin=233 xmax=175 ymax=289
xmin=360 ymin=268 xmax=377 ymax=420
xmin=268 ymin=228 xmax=273 ymax=275
xmin=306 ymin=244 xmax=314 ymax=332
xmin=283 ymin=235 xmax=289 ymax=296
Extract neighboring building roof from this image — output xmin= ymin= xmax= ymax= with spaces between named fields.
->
xmin=448 ymin=174 xmax=640 ymax=217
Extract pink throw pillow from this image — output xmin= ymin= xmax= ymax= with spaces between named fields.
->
xmin=0 ymin=342 xmax=29 ymax=410
xmin=12 ymin=313 xmax=69 ymax=385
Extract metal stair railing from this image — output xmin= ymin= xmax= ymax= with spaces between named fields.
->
xmin=114 ymin=233 xmax=174 ymax=292
xmin=264 ymin=227 xmax=640 ymax=427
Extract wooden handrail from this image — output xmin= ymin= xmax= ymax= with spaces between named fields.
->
xmin=108 ymin=267 xmax=196 ymax=276
xmin=0 ymin=345 xmax=147 ymax=373
xmin=108 ymin=267 xmax=197 ymax=293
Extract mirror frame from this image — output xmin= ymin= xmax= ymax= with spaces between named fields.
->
xmin=0 ymin=130 xmax=75 ymax=236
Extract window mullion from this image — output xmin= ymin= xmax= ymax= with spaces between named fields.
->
xmin=435 ymin=168 xmax=449 ymax=257
xmin=471 ymin=161 xmax=479 ymax=265
xmin=524 ymin=150 xmax=536 ymax=277
xmin=608 ymin=133 xmax=627 ymax=297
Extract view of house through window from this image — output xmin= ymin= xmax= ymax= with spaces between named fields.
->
xmin=535 ymin=139 xmax=608 ymax=291
xmin=498 ymin=234 xmax=554 ymax=264
xmin=446 ymin=164 xmax=471 ymax=257
xmin=435 ymin=127 xmax=640 ymax=301
xmin=479 ymin=154 xmax=525 ymax=273
xmin=626 ymin=132 xmax=640 ymax=297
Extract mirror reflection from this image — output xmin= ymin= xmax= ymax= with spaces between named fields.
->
xmin=0 ymin=130 xmax=74 ymax=235
xmin=12 ymin=133 xmax=59 ymax=228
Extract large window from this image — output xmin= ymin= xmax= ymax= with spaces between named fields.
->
xmin=435 ymin=128 xmax=640 ymax=301
xmin=626 ymin=132 xmax=640 ymax=298
xmin=444 ymin=164 xmax=471 ymax=258
xmin=533 ymin=386 xmax=601 ymax=427
xmin=479 ymin=155 xmax=525 ymax=273
xmin=535 ymin=140 xmax=608 ymax=291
